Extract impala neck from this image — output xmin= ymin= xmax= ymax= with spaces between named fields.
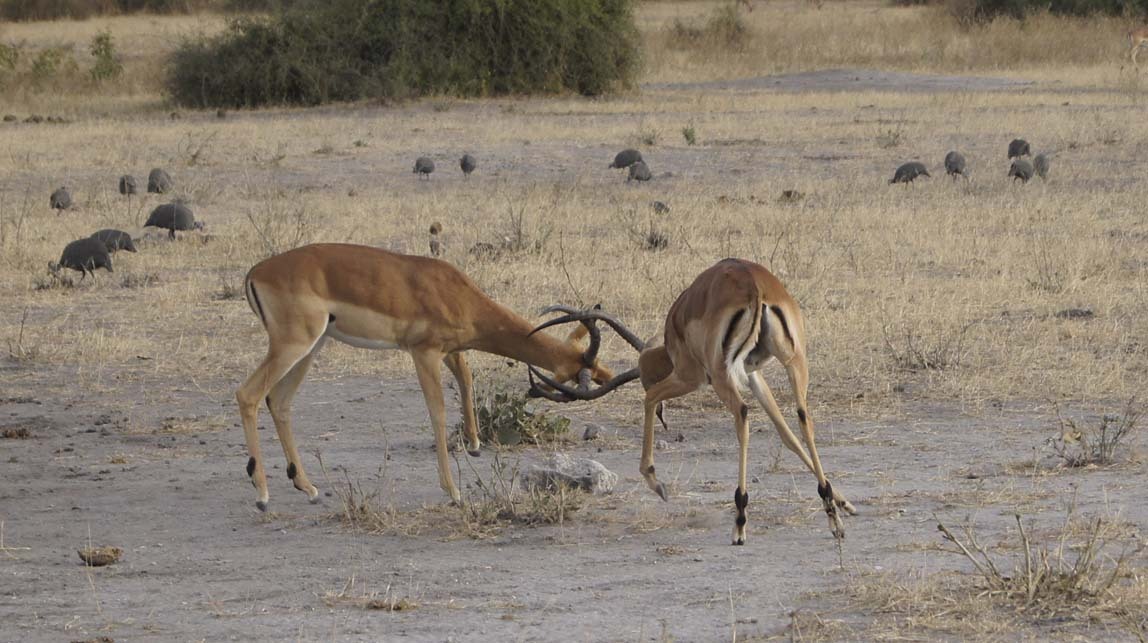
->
xmin=468 ymin=303 xmax=583 ymax=374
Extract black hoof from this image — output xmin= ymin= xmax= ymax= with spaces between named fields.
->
xmin=255 ymin=500 xmax=268 ymax=512
xmin=309 ymin=495 xmax=321 ymax=505
xmin=467 ymin=449 xmax=481 ymax=457
xmin=655 ymin=482 xmax=669 ymax=501
xmin=732 ymin=539 xmax=745 ymax=546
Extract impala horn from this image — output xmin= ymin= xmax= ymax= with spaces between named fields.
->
xmin=526 ymin=304 xmax=646 ymax=402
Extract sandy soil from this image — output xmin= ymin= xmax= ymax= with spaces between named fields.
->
xmin=2 ymin=365 xmax=1140 ymax=642
xmin=2 ymin=70 xmax=1145 ymax=642
xmin=646 ymin=68 xmax=1037 ymax=93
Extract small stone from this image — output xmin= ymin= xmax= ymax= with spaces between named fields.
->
xmin=582 ymin=424 xmax=601 ymax=441
xmin=655 ymin=439 xmax=669 ymax=451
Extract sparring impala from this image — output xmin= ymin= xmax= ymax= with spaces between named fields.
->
xmin=236 ymin=243 xmax=640 ymax=511
xmin=531 ymin=259 xmax=856 ymax=545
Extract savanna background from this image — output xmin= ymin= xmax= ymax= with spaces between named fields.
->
xmin=2 ymin=0 xmax=1147 ymax=640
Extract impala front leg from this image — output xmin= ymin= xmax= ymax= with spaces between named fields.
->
xmin=444 ymin=352 xmax=481 ymax=456
xmin=412 ymin=349 xmax=462 ymax=504
xmin=640 ymin=375 xmax=698 ymax=501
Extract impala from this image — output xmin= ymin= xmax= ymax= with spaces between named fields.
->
xmin=1130 ymin=27 xmax=1148 ymax=70
xmin=531 ymin=259 xmax=855 ymax=545
xmin=236 ymin=243 xmax=639 ymax=511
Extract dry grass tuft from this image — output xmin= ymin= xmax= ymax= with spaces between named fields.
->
xmin=1049 ymin=398 xmax=1142 ymax=467
xmin=321 ymin=575 xmax=419 ymax=612
xmin=323 ymin=451 xmax=583 ymax=540
xmin=836 ymin=511 xmax=1148 ymax=639
xmin=77 ymin=545 xmax=122 ymax=567
xmin=936 ymin=513 xmax=1146 ymax=616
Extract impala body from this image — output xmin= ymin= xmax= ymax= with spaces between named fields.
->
xmin=236 ymin=243 xmax=632 ymax=511
xmin=1130 ymin=27 xmax=1148 ymax=70
xmin=530 ymin=258 xmax=855 ymax=544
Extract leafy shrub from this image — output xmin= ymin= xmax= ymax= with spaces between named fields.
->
xmin=667 ymin=4 xmax=750 ymax=52
xmin=89 ymin=31 xmax=123 ymax=82
xmin=463 ymin=386 xmax=570 ymax=447
xmin=946 ymin=0 xmax=1148 ymax=23
xmin=28 ymin=47 xmax=79 ymax=87
xmin=167 ymin=0 xmax=640 ymax=108
xmin=0 ymin=43 xmax=19 ymax=71
xmin=681 ymin=122 xmax=697 ymax=145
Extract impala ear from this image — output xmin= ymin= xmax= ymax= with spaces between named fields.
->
xmin=565 ymin=324 xmax=589 ymax=345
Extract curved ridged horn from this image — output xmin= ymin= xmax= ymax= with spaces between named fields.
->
xmin=527 ymin=365 xmax=641 ymax=402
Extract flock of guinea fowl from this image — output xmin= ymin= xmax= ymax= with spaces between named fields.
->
xmin=891 ymin=137 xmax=1051 ymax=184
xmin=46 ymin=138 xmax=1049 ymax=281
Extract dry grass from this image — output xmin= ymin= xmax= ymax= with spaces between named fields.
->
xmin=1 ymin=19 xmax=1147 ymax=641
xmin=820 ymin=511 xmax=1148 ymax=640
xmin=1050 ymin=397 xmax=1143 ymax=467
xmin=7 ymin=82 xmax=1145 ymax=413
xmin=323 ymin=451 xmax=585 ymax=540
xmin=320 ymin=575 xmax=420 ymax=612
xmin=641 ymin=0 xmax=1143 ymax=83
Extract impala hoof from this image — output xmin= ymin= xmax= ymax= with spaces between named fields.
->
xmin=655 ymin=482 xmax=669 ymax=501
xmin=732 ymin=538 xmax=745 ymax=546
xmin=467 ymin=449 xmax=481 ymax=457
xmin=309 ymin=493 xmax=321 ymax=505
xmin=255 ymin=500 xmax=268 ymax=512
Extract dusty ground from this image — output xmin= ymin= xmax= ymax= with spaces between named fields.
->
xmin=2 ymin=5 xmax=1148 ymax=638
xmin=1 ymin=356 xmax=1144 ymax=641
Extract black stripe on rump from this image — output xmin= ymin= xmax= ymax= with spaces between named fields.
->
xmin=721 ymin=309 xmax=745 ymax=361
xmin=769 ymin=305 xmax=794 ymax=347
xmin=248 ymin=281 xmax=267 ymax=328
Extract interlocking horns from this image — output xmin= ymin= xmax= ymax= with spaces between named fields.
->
xmin=527 ymin=304 xmax=645 ymax=402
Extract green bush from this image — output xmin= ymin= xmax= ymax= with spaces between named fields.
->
xmin=461 ymin=387 xmax=570 ymax=447
xmin=166 ymin=0 xmax=640 ymax=108
xmin=0 ymin=43 xmax=19 ymax=71
xmin=949 ymin=0 xmax=1148 ymax=21
xmin=29 ymin=47 xmax=75 ymax=84
xmin=89 ymin=31 xmax=123 ymax=82
xmin=667 ymin=4 xmax=750 ymax=52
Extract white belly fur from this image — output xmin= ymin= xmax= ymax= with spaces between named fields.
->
xmin=325 ymin=323 xmax=402 ymax=350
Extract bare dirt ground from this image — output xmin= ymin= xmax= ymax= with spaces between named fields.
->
xmin=2 ymin=64 xmax=1147 ymax=642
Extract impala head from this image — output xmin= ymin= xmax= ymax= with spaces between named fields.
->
xmin=526 ymin=305 xmax=646 ymax=402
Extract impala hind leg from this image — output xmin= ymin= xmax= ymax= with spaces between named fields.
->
xmin=237 ymin=339 xmax=321 ymax=511
xmin=710 ymin=373 xmax=752 ymax=546
xmin=641 ymin=374 xmax=698 ymax=502
xmin=747 ymin=371 xmax=855 ymax=517
xmin=411 ymin=349 xmax=461 ymax=504
xmin=444 ymin=352 xmax=481 ymax=456
xmin=266 ymin=337 xmax=327 ymax=503
xmin=784 ymin=356 xmax=850 ymax=539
